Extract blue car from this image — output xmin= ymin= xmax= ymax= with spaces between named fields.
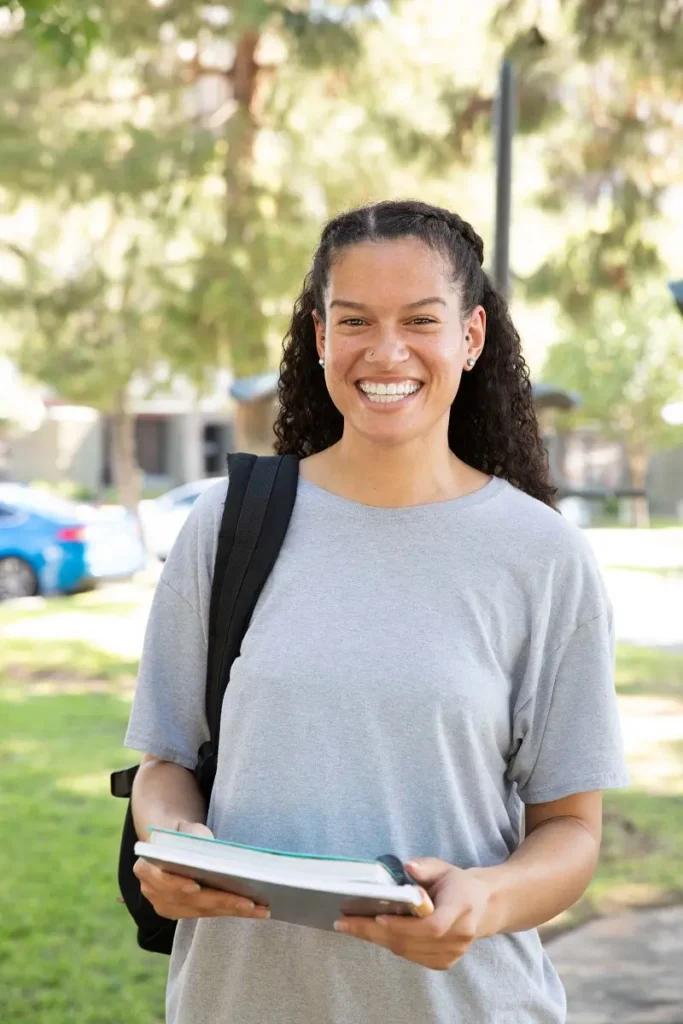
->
xmin=0 ymin=484 xmax=146 ymax=600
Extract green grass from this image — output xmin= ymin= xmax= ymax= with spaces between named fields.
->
xmin=0 ymin=691 xmax=166 ymax=1023
xmin=615 ymin=644 xmax=683 ymax=699
xmin=541 ymin=644 xmax=683 ymax=937
xmin=0 ymin=639 xmax=139 ymax=687
xmin=0 ymin=592 xmax=164 ymax=1023
xmin=590 ymin=518 xmax=683 ymax=530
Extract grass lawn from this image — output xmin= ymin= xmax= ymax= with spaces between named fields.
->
xmin=0 ymin=591 xmax=166 ymax=1024
xmin=1 ymin=591 xmax=683 ymax=1016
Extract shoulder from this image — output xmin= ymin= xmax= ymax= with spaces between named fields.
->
xmin=495 ymin=481 xmax=595 ymax=562
xmin=159 ymin=477 xmax=228 ymax=599
xmin=491 ymin=481 xmax=608 ymax=618
xmin=188 ymin=476 xmax=230 ymax=532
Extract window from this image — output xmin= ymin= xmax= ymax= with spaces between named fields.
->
xmin=135 ymin=418 xmax=169 ymax=476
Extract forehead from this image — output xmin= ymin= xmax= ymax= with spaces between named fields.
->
xmin=326 ymin=238 xmax=457 ymax=306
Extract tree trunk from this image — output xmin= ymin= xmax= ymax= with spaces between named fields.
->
xmin=110 ymin=395 xmax=142 ymax=513
xmin=221 ymin=29 xmax=269 ymax=375
xmin=627 ymin=447 xmax=650 ymax=528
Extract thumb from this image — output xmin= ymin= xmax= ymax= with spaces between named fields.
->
xmin=177 ymin=820 xmax=214 ymax=839
xmin=405 ymin=857 xmax=452 ymax=886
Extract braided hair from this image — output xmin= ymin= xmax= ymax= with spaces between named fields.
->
xmin=274 ymin=199 xmax=556 ymax=508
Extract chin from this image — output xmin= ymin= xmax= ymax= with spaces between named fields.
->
xmin=347 ymin=420 xmax=422 ymax=448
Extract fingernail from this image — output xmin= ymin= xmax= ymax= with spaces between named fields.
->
xmin=181 ymin=882 xmax=200 ymax=894
xmin=239 ymin=901 xmax=255 ymax=912
xmin=334 ymin=921 xmax=348 ymax=933
xmin=253 ymin=908 xmax=271 ymax=919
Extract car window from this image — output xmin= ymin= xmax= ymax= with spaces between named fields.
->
xmin=0 ymin=501 xmax=28 ymax=527
xmin=0 ymin=486 xmax=76 ymax=517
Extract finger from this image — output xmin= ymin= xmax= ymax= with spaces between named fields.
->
xmin=136 ymin=862 xmax=202 ymax=895
xmin=159 ymin=901 xmax=272 ymax=920
xmin=177 ymin=820 xmax=214 ymax=839
xmin=334 ymin=917 xmax=393 ymax=946
xmin=373 ymin=911 xmax=448 ymax=939
xmin=404 ymin=858 xmax=452 ymax=886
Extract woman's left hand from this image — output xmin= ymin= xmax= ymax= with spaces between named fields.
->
xmin=334 ymin=858 xmax=493 ymax=971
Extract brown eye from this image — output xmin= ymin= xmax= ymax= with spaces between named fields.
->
xmin=340 ymin=318 xmax=367 ymax=327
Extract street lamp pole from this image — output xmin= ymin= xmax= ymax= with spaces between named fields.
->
xmin=669 ymin=279 xmax=683 ymax=318
xmin=493 ymin=59 xmax=516 ymax=300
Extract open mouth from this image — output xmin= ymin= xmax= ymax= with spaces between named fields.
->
xmin=356 ymin=381 xmax=423 ymax=405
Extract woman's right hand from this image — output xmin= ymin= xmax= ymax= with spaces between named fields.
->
xmin=133 ymin=820 xmax=271 ymax=921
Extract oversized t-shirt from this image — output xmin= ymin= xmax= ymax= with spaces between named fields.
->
xmin=125 ymin=472 xmax=630 ymax=1024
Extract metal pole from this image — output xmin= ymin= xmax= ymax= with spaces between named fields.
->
xmin=669 ymin=280 xmax=683 ymax=319
xmin=493 ymin=60 xmax=516 ymax=300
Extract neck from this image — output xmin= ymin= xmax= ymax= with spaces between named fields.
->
xmin=303 ymin=427 xmax=488 ymax=508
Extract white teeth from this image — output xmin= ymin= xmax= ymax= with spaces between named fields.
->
xmin=364 ymin=392 xmax=415 ymax=404
xmin=358 ymin=381 xmax=421 ymax=398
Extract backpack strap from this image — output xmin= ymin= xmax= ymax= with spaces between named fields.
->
xmin=198 ymin=453 xmax=299 ymax=786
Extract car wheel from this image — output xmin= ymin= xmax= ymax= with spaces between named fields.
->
xmin=0 ymin=556 xmax=39 ymax=601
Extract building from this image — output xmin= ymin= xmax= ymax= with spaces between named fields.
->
xmin=6 ymin=370 xmax=235 ymax=496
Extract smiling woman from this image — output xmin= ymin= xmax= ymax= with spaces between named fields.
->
xmin=124 ymin=200 xmax=629 ymax=1024
xmin=274 ymin=200 xmax=555 ymax=509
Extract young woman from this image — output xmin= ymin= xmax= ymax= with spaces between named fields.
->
xmin=127 ymin=200 xmax=629 ymax=1024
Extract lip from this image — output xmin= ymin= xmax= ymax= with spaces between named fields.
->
xmin=355 ymin=377 xmax=424 ymax=386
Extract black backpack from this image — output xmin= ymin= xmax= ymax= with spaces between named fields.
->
xmin=110 ymin=453 xmax=299 ymax=955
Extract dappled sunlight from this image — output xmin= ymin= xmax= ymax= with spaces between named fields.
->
xmin=0 ymin=679 xmax=136 ymax=699
xmin=0 ymin=737 xmax=42 ymax=756
xmin=619 ymin=696 xmax=683 ymax=795
xmin=2 ymin=609 xmax=150 ymax=660
xmin=56 ymin=771 xmax=112 ymax=796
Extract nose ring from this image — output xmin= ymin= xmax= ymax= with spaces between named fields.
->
xmin=368 ymin=349 xmax=374 ymax=357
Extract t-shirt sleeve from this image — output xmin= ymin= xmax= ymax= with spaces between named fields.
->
xmin=123 ymin=480 xmax=227 ymax=769
xmin=507 ymin=606 xmax=631 ymax=804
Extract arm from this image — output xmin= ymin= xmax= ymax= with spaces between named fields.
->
xmin=131 ymin=755 xmax=270 ymax=921
xmin=131 ymin=754 xmax=207 ymax=840
xmin=335 ymin=791 xmax=602 ymax=969
xmin=473 ymin=790 xmax=602 ymax=936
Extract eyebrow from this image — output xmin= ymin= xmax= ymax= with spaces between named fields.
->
xmin=329 ymin=296 xmax=447 ymax=310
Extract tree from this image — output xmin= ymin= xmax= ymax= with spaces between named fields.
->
xmin=542 ymin=287 xmax=683 ymax=524
xmin=1 ymin=1 xmax=512 ymax=503
xmin=492 ymin=0 xmax=683 ymax=323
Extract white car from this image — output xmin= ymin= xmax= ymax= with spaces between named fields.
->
xmin=139 ymin=478 xmax=224 ymax=561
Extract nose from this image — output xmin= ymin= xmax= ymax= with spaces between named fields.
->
xmin=366 ymin=326 xmax=409 ymax=365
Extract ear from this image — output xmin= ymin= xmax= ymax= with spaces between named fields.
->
xmin=312 ymin=309 xmax=326 ymax=360
xmin=465 ymin=305 xmax=486 ymax=363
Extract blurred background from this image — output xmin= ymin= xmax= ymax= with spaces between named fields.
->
xmin=0 ymin=2 xmax=681 ymax=1022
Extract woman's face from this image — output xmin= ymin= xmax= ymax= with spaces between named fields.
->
xmin=313 ymin=238 xmax=485 ymax=448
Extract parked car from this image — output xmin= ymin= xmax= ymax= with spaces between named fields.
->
xmin=0 ymin=484 xmax=146 ymax=601
xmin=138 ymin=478 xmax=223 ymax=561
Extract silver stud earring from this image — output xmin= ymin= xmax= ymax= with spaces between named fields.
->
xmin=466 ymin=358 xmax=476 ymax=368
xmin=319 ymin=357 xmax=325 ymax=368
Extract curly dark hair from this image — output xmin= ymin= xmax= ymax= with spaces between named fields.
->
xmin=274 ymin=199 xmax=557 ymax=508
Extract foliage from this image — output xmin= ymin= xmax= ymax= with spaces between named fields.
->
xmin=4 ymin=1 xmax=103 ymax=68
xmin=494 ymin=0 xmax=683 ymax=322
xmin=542 ymin=286 xmax=683 ymax=462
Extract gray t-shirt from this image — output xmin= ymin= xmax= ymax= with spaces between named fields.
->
xmin=125 ymin=472 xmax=629 ymax=1024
